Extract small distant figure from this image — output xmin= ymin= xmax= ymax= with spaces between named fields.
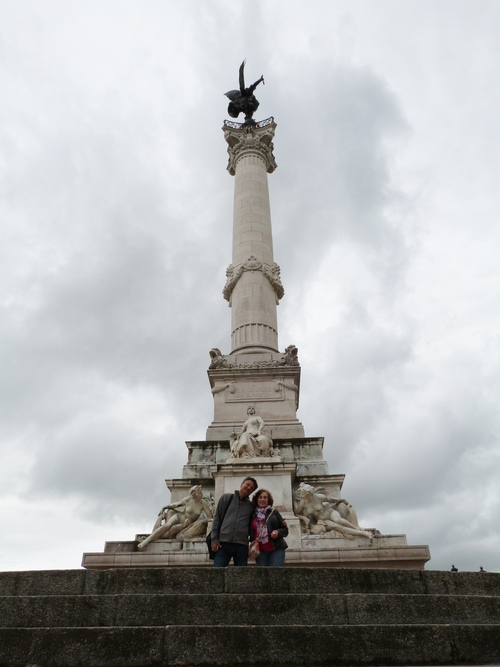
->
xmin=225 ymin=60 xmax=265 ymax=124
xmin=480 ymin=566 xmax=487 ymax=573
xmin=451 ymin=564 xmax=458 ymax=572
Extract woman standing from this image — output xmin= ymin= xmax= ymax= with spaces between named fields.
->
xmin=251 ymin=489 xmax=288 ymax=566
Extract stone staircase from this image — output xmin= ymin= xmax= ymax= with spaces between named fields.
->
xmin=0 ymin=567 xmax=499 ymax=666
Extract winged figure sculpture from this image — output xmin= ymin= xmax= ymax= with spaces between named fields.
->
xmin=225 ymin=60 xmax=265 ymax=123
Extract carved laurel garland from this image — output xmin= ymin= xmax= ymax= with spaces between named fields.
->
xmin=223 ymin=256 xmax=284 ymax=302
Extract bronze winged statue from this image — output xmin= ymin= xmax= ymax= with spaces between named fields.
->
xmin=225 ymin=60 xmax=264 ymax=124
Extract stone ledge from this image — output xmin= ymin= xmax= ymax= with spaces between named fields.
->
xmin=1 ymin=593 xmax=499 ymax=628
xmin=3 ymin=567 xmax=500 ymax=597
xmin=82 ymin=544 xmax=430 ymax=570
xmin=1 ymin=624 xmax=500 ymax=666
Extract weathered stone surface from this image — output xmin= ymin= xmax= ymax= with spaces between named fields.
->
xmin=82 ymin=567 xmax=225 ymax=596
xmin=0 ymin=627 xmax=164 ymax=666
xmin=3 ymin=592 xmax=500 ymax=629
xmin=2 ymin=624 xmax=499 ymax=666
xmin=165 ymin=625 xmax=500 ymax=666
xmin=0 ymin=569 xmax=86 ymax=596
xmin=1 ymin=568 xmax=500 ymax=665
xmin=345 ymin=593 xmax=500 ymax=625
xmin=225 ymin=567 xmax=500 ymax=596
xmin=423 ymin=569 xmax=500 ymax=596
xmin=0 ymin=595 xmax=115 ymax=628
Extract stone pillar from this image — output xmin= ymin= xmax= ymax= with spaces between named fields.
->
xmin=222 ymin=119 xmax=283 ymax=355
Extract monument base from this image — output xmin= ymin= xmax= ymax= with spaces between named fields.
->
xmin=82 ymin=536 xmax=430 ymax=570
xmin=82 ymin=436 xmax=431 ymax=570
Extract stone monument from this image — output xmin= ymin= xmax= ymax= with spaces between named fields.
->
xmin=82 ymin=64 xmax=430 ymax=569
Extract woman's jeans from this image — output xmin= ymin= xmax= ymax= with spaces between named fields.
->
xmin=255 ymin=549 xmax=286 ymax=567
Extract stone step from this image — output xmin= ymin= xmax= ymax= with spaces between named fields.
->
xmin=1 ymin=593 xmax=500 ymax=628
xmin=1 ymin=568 xmax=499 ymax=665
xmin=1 ymin=568 xmax=499 ymax=597
xmin=0 ymin=624 xmax=499 ymax=666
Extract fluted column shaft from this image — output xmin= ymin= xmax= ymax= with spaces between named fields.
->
xmin=222 ymin=120 xmax=283 ymax=354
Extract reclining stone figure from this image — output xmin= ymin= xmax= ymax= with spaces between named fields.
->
xmin=294 ymin=483 xmax=371 ymax=540
xmin=137 ymin=485 xmax=213 ymax=549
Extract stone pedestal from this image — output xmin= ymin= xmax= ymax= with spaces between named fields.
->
xmin=206 ymin=350 xmax=304 ymax=441
xmin=82 ymin=435 xmax=430 ymax=570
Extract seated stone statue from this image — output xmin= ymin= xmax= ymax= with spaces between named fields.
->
xmin=229 ymin=406 xmax=274 ymax=458
xmin=294 ymin=483 xmax=371 ymax=540
xmin=137 ymin=485 xmax=213 ymax=549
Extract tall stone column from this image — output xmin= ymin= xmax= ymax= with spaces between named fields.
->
xmin=205 ymin=117 xmax=303 ymax=442
xmin=222 ymin=119 xmax=283 ymax=354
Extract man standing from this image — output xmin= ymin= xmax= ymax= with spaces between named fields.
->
xmin=211 ymin=476 xmax=258 ymax=567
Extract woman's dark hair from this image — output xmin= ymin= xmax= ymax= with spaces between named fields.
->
xmin=253 ymin=488 xmax=274 ymax=507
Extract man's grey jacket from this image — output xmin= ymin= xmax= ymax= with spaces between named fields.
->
xmin=211 ymin=491 xmax=254 ymax=546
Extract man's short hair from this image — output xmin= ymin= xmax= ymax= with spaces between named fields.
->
xmin=242 ymin=476 xmax=258 ymax=492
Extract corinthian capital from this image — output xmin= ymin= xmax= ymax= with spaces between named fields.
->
xmin=222 ymin=118 xmax=277 ymax=175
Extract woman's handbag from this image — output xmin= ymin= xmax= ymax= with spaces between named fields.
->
xmin=248 ymin=539 xmax=260 ymax=559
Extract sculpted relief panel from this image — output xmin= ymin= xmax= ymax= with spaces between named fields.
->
xmin=211 ymin=379 xmax=299 ymax=403
xmin=226 ymin=381 xmax=284 ymax=402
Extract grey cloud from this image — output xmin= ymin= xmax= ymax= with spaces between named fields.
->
xmin=26 ymin=415 xmax=183 ymax=524
xmin=269 ymin=63 xmax=412 ymax=313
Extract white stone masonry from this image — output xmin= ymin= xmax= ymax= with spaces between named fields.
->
xmin=223 ymin=120 xmax=282 ymax=354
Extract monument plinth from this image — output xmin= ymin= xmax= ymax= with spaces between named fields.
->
xmin=82 ymin=65 xmax=430 ymax=570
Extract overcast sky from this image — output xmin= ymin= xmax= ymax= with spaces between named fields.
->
xmin=1 ymin=0 xmax=499 ymax=573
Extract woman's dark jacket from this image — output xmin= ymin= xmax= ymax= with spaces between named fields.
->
xmin=251 ymin=508 xmax=289 ymax=551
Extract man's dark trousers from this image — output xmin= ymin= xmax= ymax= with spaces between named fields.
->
xmin=213 ymin=542 xmax=248 ymax=567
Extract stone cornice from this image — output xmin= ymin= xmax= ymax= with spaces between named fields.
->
xmin=222 ymin=117 xmax=277 ymax=175
xmin=223 ymin=256 xmax=284 ymax=303
xmin=208 ymin=344 xmax=299 ymax=370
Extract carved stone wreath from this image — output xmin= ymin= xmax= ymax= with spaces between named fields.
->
xmin=223 ymin=256 xmax=284 ymax=302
